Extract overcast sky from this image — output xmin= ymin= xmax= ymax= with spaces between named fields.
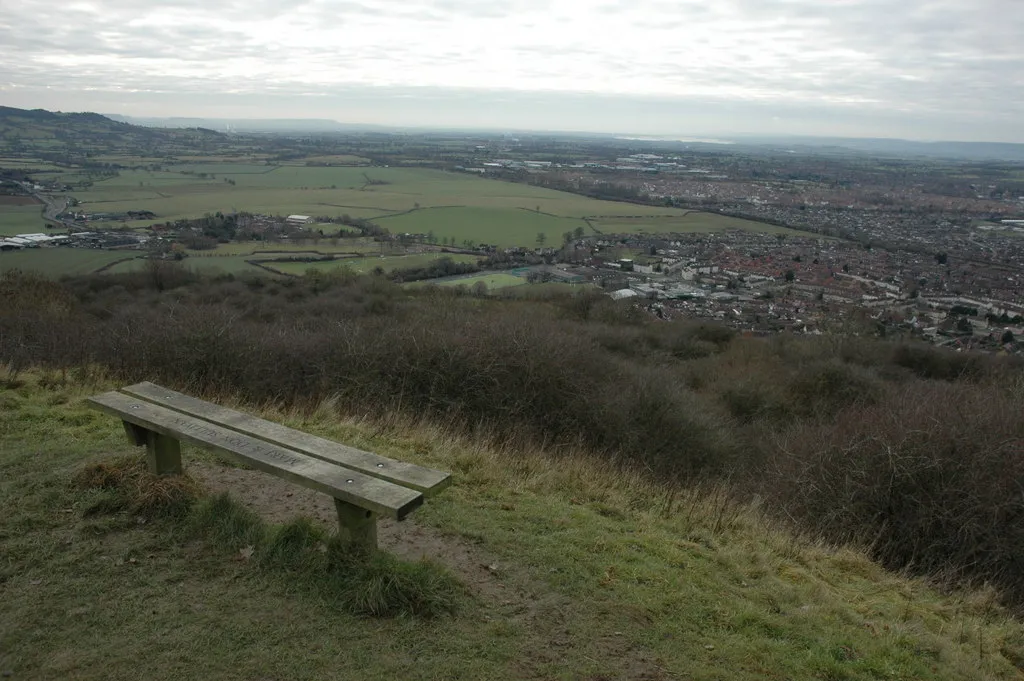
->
xmin=2 ymin=0 xmax=1022 ymax=141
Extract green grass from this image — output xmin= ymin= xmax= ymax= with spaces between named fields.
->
xmin=106 ymin=254 xmax=268 ymax=276
xmin=300 ymin=154 xmax=372 ymax=165
xmin=187 ymin=240 xmax=379 ymax=256
xmin=0 ymin=159 xmax=67 ymax=170
xmin=0 ymin=248 xmax=135 ymax=275
xmin=498 ymin=282 xmax=598 ymax=298
xmin=3 ymin=373 xmax=1023 ymax=679
xmin=378 ymin=206 xmax=588 ymax=248
xmin=268 ymin=252 xmax=480 ymax=276
xmin=61 ymin=163 xmax=812 ymax=244
xmin=55 ymin=164 xmax=800 ymax=246
xmin=419 ymin=272 xmax=527 ymax=289
xmin=167 ymin=163 xmax=278 ymax=175
xmin=0 ymin=205 xmax=47 ymax=236
xmin=105 ymin=242 xmax=417 ymax=278
xmin=591 ymin=211 xmax=814 ymax=236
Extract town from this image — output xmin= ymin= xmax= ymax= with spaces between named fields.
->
xmin=3 ymin=131 xmax=1021 ymax=354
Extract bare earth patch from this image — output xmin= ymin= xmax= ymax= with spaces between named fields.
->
xmin=190 ymin=461 xmax=511 ymax=602
xmin=189 ymin=461 xmax=671 ymax=680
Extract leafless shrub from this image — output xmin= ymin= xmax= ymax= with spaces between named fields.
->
xmin=4 ymin=269 xmax=1024 ymax=605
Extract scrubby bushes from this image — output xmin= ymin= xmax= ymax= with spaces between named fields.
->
xmin=892 ymin=343 xmax=991 ymax=381
xmin=388 ymin=256 xmax=480 ymax=282
xmin=765 ymin=378 xmax=1024 ymax=603
xmin=3 ymin=267 xmax=1024 ymax=607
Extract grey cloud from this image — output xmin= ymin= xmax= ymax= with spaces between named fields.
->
xmin=0 ymin=0 xmax=1021 ymax=140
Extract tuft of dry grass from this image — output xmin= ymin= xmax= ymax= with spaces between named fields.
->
xmin=74 ymin=455 xmax=203 ymax=519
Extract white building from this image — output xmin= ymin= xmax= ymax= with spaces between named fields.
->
xmin=610 ymin=289 xmax=639 ymax=301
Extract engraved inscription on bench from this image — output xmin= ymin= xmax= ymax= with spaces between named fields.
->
xmin=172 ymin=417 xmax=303 ymax=466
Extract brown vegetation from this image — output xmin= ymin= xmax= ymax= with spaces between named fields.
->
xmin=0 ymin=195 xmax=41 ymax=206
xmin=74 ymin=455 xmax=202 ymax=519
xmin=2 ymin=266 xmax=1023 ymax=609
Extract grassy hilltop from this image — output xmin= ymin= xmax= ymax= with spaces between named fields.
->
xmin=2 ymin=108 xmax=1024 ymax=678
xmin=2 ymin=267 xmax=1024 ymax=679
xmin=3 ymin=373 xmax=1024 ymax=680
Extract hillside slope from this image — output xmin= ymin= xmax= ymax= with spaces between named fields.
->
xmin=0 ymin=106 xmax=231 ymax=161
xmin=2 ymin=373 xmax=1023 ymax=680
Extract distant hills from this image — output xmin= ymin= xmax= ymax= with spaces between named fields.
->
xmin=0 ymin=106 xmax=224 ymax=138
xmin=0 ymin=107 xmax=231 ymax=160
xmin=0 ymin=106 xmax=138 ymax=135
xmin=3 ymin=106 xmax=1024 ymax=163
xmin=103 ymin=114 xmax=391 ymax=134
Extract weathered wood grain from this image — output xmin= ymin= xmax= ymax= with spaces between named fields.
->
xmin=87 ymin=391 xmax=423 ymax=520
xmin=122 ymin=382 xmax=451 ymax=494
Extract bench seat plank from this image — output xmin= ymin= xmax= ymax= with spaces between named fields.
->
xmin=121 ymin=382 xmax=450 ymax=495
xmin=87 ymin=391 xmax=423 ymax=520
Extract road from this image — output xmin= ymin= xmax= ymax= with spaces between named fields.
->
xmin=17 ymin=181 xmax=70 ymax=229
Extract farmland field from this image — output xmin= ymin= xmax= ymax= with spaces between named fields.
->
xmin=266 ymin=252 xmax=480 ymax=276
xmin=0 ymin=204 xmax=48 ymax=235
xmin=377 ymin=206 xmax=588 ymax=247
xmin=29 ymin=163 xmax=798 ymax=246
xmin=499 ymin=281 xmax=598 ymax=297
xmin=589 ymin=212 xmax=815 ymax=236
xmin=107 ymin=254 xmax=269 ymax=276
xmin=425 ymin=272 xmax=527 ymax=289
xmin=293 ymin=154 xmax=371 ymax=165
xmin=0 ymin=248 xmax=135 ymax=275
xmin=187 ymin=240 xmax=379 ymax=257
xmin=0 ymin=158 xmax=66 ymax=170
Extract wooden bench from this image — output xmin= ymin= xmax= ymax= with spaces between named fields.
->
xmin=87 ymin=382 xmax=451 ymax=551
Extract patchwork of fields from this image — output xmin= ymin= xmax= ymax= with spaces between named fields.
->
xmin=376 ymin=206 xmax=586 ymax=247
xmin=266 ymin=252 xmax=480 ymax=276
xmin=1 ymin=161 xmax=815 ymax=278
xmin=11 ymin=163 xmax=804 ymax=248
xmin=0 ymin=248 xmax=484 ymax=280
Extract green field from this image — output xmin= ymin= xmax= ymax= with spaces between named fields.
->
xmin=300 ymin=154 xmax=371 ymax=165
xmin=433 ymin=273 xmax=526 ymax=289
xmin=0 ymin=243 xmax=482 ymax=279
xmin=106 ymin=255 xmax=267 ymax=276
xmin=498 ymin=281 xmax=598 ymax=298
xmin=378 ymin=207 xmax=588 ymax=247
xmin=194 ymin=239 xmax=386 ymax=257
xmin=0 ymin=248 xmax=135 ymax=275
xmin=0 ymin=205 xmax=47 ymax=236
xmin=0 ymin=158 xmax=66 ymax=170
xmin=35 ymin=164 xmax=796 ymax=247
xmin=267 ymin=252 xmax=480 ymax=276
xmin=590 ymin=212 xmax=814 ymax=236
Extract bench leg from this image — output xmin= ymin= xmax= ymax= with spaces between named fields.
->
xmin=122 ymin=420 xmax=148 ymax=446
xmin=122 ymin=420 xmax=182 ymax=475
xmin=334 ymin=499 xmax=377 ymax=551
xmin=145 ymin=431 xmax=182 ymax=476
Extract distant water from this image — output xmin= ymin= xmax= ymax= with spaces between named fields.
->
xmin=615 ymin=136 xmax=735 ymax=145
